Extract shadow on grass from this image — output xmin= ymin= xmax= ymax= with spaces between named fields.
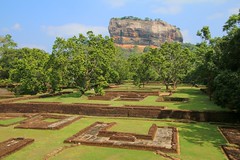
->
xmin=170 ymin=87 xmax=228 ymax=111
xmin=60 ymin=92 xmax=82 ymax=98
xmin=59 ymin=92 xmax=94 ymax=98
xmin=168 ymin=122 xmax=226 ymax=147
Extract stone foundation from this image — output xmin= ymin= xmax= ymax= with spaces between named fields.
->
xmin=15 ymin=114 xmax=81 ymax=130
xmin=64 ymin=122 xmax=179 ymax=153
xmin=0 ymin=138 xmax=34 ymax=159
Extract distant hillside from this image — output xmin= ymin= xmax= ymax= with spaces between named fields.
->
xmin=108 ymin=16 xmax=183 ymax=50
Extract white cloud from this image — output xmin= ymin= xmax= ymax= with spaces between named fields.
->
xmin=19 ymin=44 xmax=47 ymax=51
xmin=12 ymin=23 xmax=21 ymax=30
xmin=207 ymin=13 xmax=224 ymax=20
xmin=181 ymin=29 xmax=194 ymax=43
xmin=0 ymin=27 xmax=9 ymax=33
xmin=157 ymin=0 xmax=227 ymax=5
xmin=152 ymin=0 xmax=228 ymax=15
xmin=1 ymin=23 xmax=21 ymax=33
xmin=42 ymin=23 xmax=109 ymax=37
xmin=153 ymin=6 xmax=182 ymax=15
xmin=228 ymin=7 xmax=239 ymax=15
xmin=103 ymin=0 xmax=126 ymax=8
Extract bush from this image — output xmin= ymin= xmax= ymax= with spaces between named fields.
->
xmin=213 ymin=70 xmax=240 ymax=111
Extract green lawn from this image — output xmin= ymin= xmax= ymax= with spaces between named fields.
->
xmin=0 ymin=117 xmax=26 ymax=126
xmin=0 ymin=116 xmax=227 ymax=160
xmin=16 ymin=85 xmax=228 ymax=111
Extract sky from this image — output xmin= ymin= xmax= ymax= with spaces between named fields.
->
xmin=1 ymin=0 xmax=239 ymax=53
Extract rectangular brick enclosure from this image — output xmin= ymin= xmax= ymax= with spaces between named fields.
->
xmin=65 ymin=122 xmax=179 ymax=153
xmin=221 ymin=145 xmax=240 ymax=160
xmin=88 ymin=91 xmax=159 ymax=101
xmin=0 ymin=113 xmax=38 ymax=126
xmin=0 ymin=138 xmax=34 ymax=159
xmin=219 ymin=127 xmax=240 ymax=146
xmin=15 ymin=114 xmax=81 ymax=130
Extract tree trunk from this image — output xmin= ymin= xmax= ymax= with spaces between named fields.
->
xmin=173 ymin=81 xmax=177 ymax=90
xmin=164 ymin=80 xmax=169 ymax=91
xmin=165 ymin=84 xmax=169 ymax=91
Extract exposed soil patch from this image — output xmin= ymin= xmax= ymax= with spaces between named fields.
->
xmin=0 ymin=88 xmax=15 ymax=99
xmin=159 ymin=92 xmax=172 ymax=96
xmin=222 ymin=145 xmax=240 ymax=160
xmin=65 ymin=122 xmax=179 ymax=153
xmin=44 ymin=144 xmax=79 ymax=160
xmin=0 ymin=88 xmax=14 ymax=95
xmin=15 ymin=114 xmax=81 ymax=130
xmin=219 ymin=127 xmax=240 ymax=146
xmin=0 ymin=137 xmax=34 ymax=159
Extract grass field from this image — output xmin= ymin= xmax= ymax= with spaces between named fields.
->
xmin=17 ymin=85 xmax=228 ymax=111
xmin=0 ymin=116 xmax=227 ymax=160
xmin=0 ymin=117 xmax=26 ymax=126
xmin=0 ymin=84 xmax=229 ymax=159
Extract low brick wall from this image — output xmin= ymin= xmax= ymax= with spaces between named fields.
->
xmin=124 ymin=105 xmax=165 ymax=109
xmin=156 ymin=97 xmax=189 ymax=102
xmin=88 ymin=95 xmax=117 ymax=100
xmin=0 ymin=103 xmax=239 ymax=122
xmin=105 ymin=91 xmax=159 ymax=96
xmin=0 ymin=91 xmax=73 ymax=103
xmin=148 ymin=124 xmax=158 ymax=139
xmin=109 ymin=133 xmax=136 ymax=142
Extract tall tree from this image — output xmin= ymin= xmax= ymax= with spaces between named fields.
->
xmin=50 ymin=31 xmax=117 ymax=95
xmin=110 ymin=48 xmax=130 ymax=84
xmin=9 ymin=48 xmax=49 ymax=94
xmin=195 ymin=26 xmax=223 ymax=100
xmin=0 ymin=34 xmax=17 ymax=80
xmin=221 ymin=10 xmax=240 ymax=71
xmin=156 ymin=42 xmax=194 ymax=90
xmin=129 ymin=52 xmax=158 ymax=87
xmin=212 ymin=10 xmax=240 ymax=111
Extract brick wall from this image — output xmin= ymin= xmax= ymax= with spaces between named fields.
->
xmin=0 ymin=103 xmax=239 ymax=122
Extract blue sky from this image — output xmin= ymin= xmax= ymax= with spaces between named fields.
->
xmin=1 ymin=0 xmax=239 ymax=52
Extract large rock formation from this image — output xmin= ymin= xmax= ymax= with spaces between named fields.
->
xmin=108 ymin=17 xmax=183 ymax=50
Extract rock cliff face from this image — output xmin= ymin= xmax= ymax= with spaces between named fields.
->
xmin=108 ymin=18 xmax=183 ymax=50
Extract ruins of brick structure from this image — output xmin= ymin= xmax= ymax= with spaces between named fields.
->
xmin=65 ymin=122 xmax=179 ymax=153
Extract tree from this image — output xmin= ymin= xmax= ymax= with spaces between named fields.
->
xmin=0 ymin=34 xmax=17 ymax=50
xmin=195 ymin=26 xmax=223 ymax=100
xmin=50 ymin=31 xmax=117 ymax=95
xmin=0 ymin=34 xmax=17 ymax=81
xmin=213 ymin=70 xmax=240 ymax=110
xmin=110 ymin=48 xmax=130 ymax=84
xmin=193 ymin=11 xmax=240 ymax=110
xmin=9 ymin=48 xmax=49 ymax=94
xmin=212 ymin=10 xmax=240 ymax=111
xmin=155 ymin=42 xmax=194 ymax=90
xmin=197 ymin=26 xmax=211 ymax=42
xmin=129 ymin=53 xmax=158 ymax=87
xmin=221 ymin=10 xmax=240 ymax=71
